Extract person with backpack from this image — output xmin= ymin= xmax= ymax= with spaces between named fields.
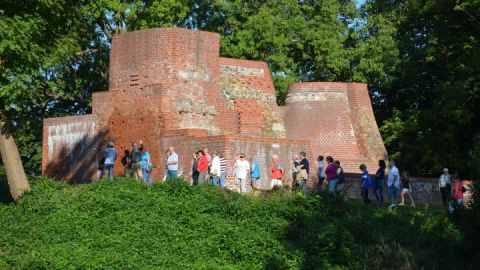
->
xmin=334 ymin=160 xmax=345 ymax=195
xmin=291 ymin=154 xmax=301 ymax=192
xmin=250 ymin=157 xmax=261 ymax=189
xmin=190 ymin=152 xmax=200 ymax=185
xmin=399 ymin=171 xmax=415 ymax=207
xmin=130 ymin=142 xmax=143 ymax=180
xmin=359 ymin=164 xmax=371 ymax=203
xmin=373 ymin=160 xmax=386 ymax=204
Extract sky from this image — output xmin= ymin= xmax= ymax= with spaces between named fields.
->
xmin=356 ymin=0 xmax=366 ymax=7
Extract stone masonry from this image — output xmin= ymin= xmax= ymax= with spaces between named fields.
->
xmin=42 ymin=28 xmax=389 ymax=192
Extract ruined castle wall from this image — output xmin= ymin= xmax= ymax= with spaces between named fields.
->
xmin=42 ymin=115 xmax=101 ymax=183
xmin=161 ymin=132 xmax=311 ymax=190
xmin=284 ymin=82 xmax=365 ymax=172
xmin=346 ymin=83 xmax=388 ymax=163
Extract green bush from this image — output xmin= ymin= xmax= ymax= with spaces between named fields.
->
xmin=0 ymin=177 xmax=469 ymax=269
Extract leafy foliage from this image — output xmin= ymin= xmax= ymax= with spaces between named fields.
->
xmin=0 ymin=177 xmax=470 ymax=269
xmin=1 ymin=0 xmax=479 ymax=178
xmin=364 ymin=0 xmax=480 ymax=177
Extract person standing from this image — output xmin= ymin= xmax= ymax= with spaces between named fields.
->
xmin=325 ymin=156 xmax=338 ymax=192
xmin=271 ymin=155 xmax=284 ymax=189
xmin=165 ymin=146 xmax=178 ymax=180
xmin=387 ymin=159 xmax=400 ymax=208
xmin=234 ymin=153 xmax=250 ymax=193
xmin=190 ymin=152 xmax=199 ymax=185
xmin=292 ymin=154 xmax=301 ymax=192
xmin=439 ymin=168 xmax=452 ymax=206
xmin=359 ymin=164 xmax=371 ymax=203
xmin=197 ymin=150 xmax=209 ymax=184
xmin=451 ymin=176 xmax=464 ymax=207
xmin=204 ymin=148 xmax=212 ymax=172
xmin=373 ymin=160 xmax=386 ymax=204
xmin=219 ymin=153 xmax=228 ymax=188
xmin=250 ymin=157 xmax=261 ymax=189
xmin=121 ymin=150 xmax=131 ymax=177
xmin=298 ymin=152 xmax=310 ymax=193
xmin=211 ymin=152 xmax=221 ymax=186
xmin=141 ymin=146 xmax=153 ymax=186
xmin=317 ymin=155 xmax=326 ymax=191
xmin=334 ymin=160 xmax=345 ymax=195
xmin=100 ymin=141 xmax=118 ymax=180
xmin=130 ymin=142 xmax=143 ymax=180
xmin=399 ymin=171 xmax=415 ymax=207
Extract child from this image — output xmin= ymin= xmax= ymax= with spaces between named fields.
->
xmin=359 ymin=164 xmax=371 ymax=203
xmin=399 ymin=171 xmax=415 ymax=207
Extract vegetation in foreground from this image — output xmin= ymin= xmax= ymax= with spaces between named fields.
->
xmin=0 ymin=177 xmax=478 ymax=269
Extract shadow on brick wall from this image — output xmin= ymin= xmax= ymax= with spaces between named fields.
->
xmin=44 ymin=130 xmax=108 ymax=184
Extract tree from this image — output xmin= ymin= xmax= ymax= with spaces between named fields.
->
xmin=363 ymin=0 xmax=480 ymax=178
xmin=0 ymin=0 xmax=111 ymax=199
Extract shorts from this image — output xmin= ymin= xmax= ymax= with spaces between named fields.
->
xmin=402 ymin=188 xmax=410 ymax=193
xmin=271 ymin=179 xmax=282 ymax=188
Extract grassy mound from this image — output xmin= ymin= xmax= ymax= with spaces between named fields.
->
xmin=0 ymin=177 xmax=467 ymax=269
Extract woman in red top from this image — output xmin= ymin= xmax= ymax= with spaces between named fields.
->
xmin=451 ymin=176 xmax=464 ymax=206
xmin=271 ymin=155 xmax=283 ymax=189
xmin=197 ymin=150 xmax=209 ymax=184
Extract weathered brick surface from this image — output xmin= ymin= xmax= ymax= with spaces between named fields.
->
xmin=41 ymin=27 xmax=436 ymax=203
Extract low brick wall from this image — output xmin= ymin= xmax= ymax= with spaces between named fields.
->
xmin=301 ymin=173 xmax=472 ymax=205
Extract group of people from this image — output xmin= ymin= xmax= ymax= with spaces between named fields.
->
xmin=438 ymin=168 xmax=465 ymax=209
xmin=98 ymin=141 xmax=465 ymax=208
xmin=356 ymin=159 xmax=415 ymax=208
xmin=99 ymin=141 xmax=178 ymax=186
xmin=190 ymin=150 xmax=284 ymax=193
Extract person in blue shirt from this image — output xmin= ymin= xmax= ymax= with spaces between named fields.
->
xmin=100 ymin=141 xmax=117 ymax=180
xmin=141 ymin=146 xmax=153 ymax=186
xmin=359 ymin=164 xmax=371 ymax=203
xmin=250 ymin=157 xmax=261 ymax=189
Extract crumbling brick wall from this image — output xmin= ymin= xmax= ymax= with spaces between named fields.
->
xmin=44 ymin=27 xmax=452 ymax=203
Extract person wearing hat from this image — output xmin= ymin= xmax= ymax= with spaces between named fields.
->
xmin=100 ymin=141 xmax=118 ymax=180
xmin=439 ymin=168 xmax=452 ymax=206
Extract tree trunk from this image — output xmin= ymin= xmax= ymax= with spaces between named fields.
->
xmin=0 ymin=120 xmax=30 ymax=201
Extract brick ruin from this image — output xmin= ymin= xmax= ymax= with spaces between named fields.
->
xmin=42 ymin=27 xmax=388 ymax=191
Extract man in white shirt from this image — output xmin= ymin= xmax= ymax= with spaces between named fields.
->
xmin=387 ymin=159 xmax=400 ymax=208
xmin=234 ymin=153 xmax=250 ymax=193
xmin=438 ymin=168 xmax=451 ymax=206
xmin=166 ymin=146 xmax=179 ymax=180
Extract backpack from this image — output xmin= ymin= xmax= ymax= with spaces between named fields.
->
xmin=361 ymin=173 xmax=371 ymax=189
xmin=251 ymin=161 xmax=260 ymax=178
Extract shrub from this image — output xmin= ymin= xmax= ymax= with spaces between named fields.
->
xmin=0 ymin=177 xmax=470 ymax=269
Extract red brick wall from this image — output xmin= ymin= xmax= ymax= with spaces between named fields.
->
xmin=41 ymin=28 xmax=408 ymax=201
xmin=284 ymin=82 xmax=387 ymax=173
xmin=42 ymin=115 xmax=102 ymax=183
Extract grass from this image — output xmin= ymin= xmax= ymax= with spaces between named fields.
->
xmin=0 ymin=177 xmax=471 ymax=269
